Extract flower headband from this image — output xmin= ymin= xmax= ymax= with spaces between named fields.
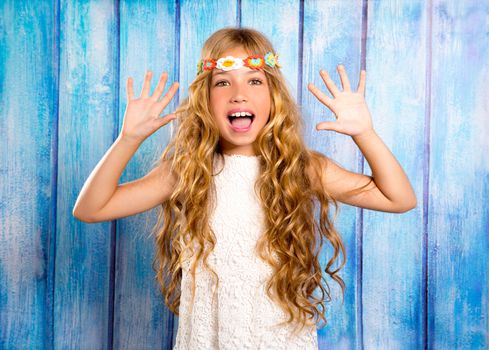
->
xmin=196 ymin=51 xmax=281 ymax=75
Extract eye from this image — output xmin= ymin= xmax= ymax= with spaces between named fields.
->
xmin=214 ymin=78 xmax=263 ymax=87
xmin=215 ymin=80 xmax=229 ymax=87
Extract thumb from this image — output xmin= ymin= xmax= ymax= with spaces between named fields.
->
xmin=158 ymin=113 xmax=177 ymax=127
xmin=316 ymin=121 xmax=340 ymax=132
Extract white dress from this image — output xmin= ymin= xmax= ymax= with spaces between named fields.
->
xmin=173 ymin=153 xmax=318 ymax=350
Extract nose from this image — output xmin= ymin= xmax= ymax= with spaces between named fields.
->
xmin=232 ymin=95 xmax=247 ymax=102
xmin=230 ymin=85 xmax=248 ymax=103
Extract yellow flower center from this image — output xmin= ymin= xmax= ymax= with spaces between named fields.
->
xmin=222 ymin=59 xmax=234 ymax=67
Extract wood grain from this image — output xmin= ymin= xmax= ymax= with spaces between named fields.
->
xmin=1 ymin=1 xmax=488 ymax=349
xmin=55 ymin=1 xmax=117 ymax=348
xmin=115 ymin=1 xmax=178 ymax=349
xmin=0 ymin=1 xmax=57 ymax=348
xmin=301 ymin=1 xmax=364 ymax=348
xmin=428 ymin=1 xmax=489 ymax=348
xmin=362 ymin=1 xmax=427 ymax=349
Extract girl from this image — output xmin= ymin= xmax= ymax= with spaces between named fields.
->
xmin=73 ymin=27 xmax=416 ymax=349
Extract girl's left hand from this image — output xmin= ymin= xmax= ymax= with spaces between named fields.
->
xmin=308 ymin=65 xmax=373 ymax=137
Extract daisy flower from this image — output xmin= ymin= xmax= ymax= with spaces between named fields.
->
xmin=216 ymin=56 xmax=244 ymax=71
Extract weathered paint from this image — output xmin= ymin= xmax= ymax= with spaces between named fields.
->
xmin=428 ymin=1 xmax=489 ymax=348
xmin=362 ymin=1 xmax=427 ymax=349
xmin=55 ymin=1 xmax=118 ymax=349
xmin=0 ymin=1 xmax=57 ymax=349
xmin=301 ymin=1 xmax=364 ymax=349
xmin=114 ymin=1 xmax=178 ymax=349
xmin=0 ymin=1 xmax=488 ymax=349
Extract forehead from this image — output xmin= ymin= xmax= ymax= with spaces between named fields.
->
xmin=211 ymin=69 xmax=266 ymax=79
xmin=224 ymin=45 xmax=250 ymax=55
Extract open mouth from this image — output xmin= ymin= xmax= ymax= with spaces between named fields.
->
xmin=227 ymin=112 xmax=255 ymax=129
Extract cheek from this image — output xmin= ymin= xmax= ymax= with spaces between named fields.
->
xmin=209 ymin=93 xmax=220 ymax=115
xmin=259 ymin=95 xmax=271 ymax=116
xmin=210 ymin=90 xmax=226 ymax=111
xmin=260 ymin=86 xmax=271 ymax=107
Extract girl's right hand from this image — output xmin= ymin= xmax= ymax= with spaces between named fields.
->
xmin=120 ymin=70 xmax=179 ymax=145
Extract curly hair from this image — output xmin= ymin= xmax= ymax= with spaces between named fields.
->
xmin=150 ymin=27 xmax=371 ymax=337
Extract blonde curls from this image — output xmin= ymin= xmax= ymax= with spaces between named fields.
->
xmin=150 ymin=27 xmax=368 ymax=336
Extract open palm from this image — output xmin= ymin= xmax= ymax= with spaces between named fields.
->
xmin=308 ymin=65 xmax=373 ymax=137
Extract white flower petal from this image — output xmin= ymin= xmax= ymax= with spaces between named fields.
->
xmin=217 ymin=56 xmax=244 ymax=71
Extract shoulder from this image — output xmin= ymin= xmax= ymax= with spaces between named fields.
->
xmin=157 ymin=157 xmax=179 ymax=184
xmin=305 ymin=149 xmax=333 ymax=192
xmin=305 ymin=149 xmax=375 ymax=199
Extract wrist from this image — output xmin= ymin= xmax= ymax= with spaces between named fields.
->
xmin=117 ymin=133 xmax=144 ymax=148
xmin=352 ymin=129 xmax=377 ymax=142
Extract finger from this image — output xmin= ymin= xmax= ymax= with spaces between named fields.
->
xmin=157 ymin=81 xmax=180 ymax=110
xmin=316 ymin=121 xmax=340 ymax=132
xmin=152 ymin=72 xmax=169 ymax=101
xmin=140 ymin=70 xmax=153 ymax=97
xmin=126 ymin=77 xmax=134 ymax=100
xmin=357 ymin=70 xmax=366 ymax=95
xmin=319 ymin=69 xmax=340 ymax=97
xmin=156 ymin=112 xmax=177 ymax=127
xmin=337 ymin=64 xmax=351 ymax=91
xmin=307 ymin=83 xmax=334 ymax=108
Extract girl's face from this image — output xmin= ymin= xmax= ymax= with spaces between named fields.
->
xmin=209 ymin=47 xmax=271 ymax=156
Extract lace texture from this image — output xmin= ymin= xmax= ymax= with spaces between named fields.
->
xmin=173 ymin=154 xmax=318 ymax=350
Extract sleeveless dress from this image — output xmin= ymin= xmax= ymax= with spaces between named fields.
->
xmin=173 ymin=153 xmax=318 ymax=350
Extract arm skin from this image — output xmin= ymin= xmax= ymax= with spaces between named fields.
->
xmin=317 ymin=131 xmax=417 ymax=213
xmin=350 ymin=128 xmax=416 ymax=212
xmin=308 ymin=65 xmax=417 ymax=213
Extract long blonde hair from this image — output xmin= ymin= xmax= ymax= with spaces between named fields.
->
xmin=151 ymin=27 xmax=369 ymax=336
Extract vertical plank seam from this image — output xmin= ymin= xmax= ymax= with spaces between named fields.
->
xmin=358 ymin=0 xmax=369 ymax=349
xmin=107 ymin=1 xmax=121 ymax=349
xmin=237 ymin=0 xmax=242 ymax=27
xmin=47 ymin=0 xmax=62 ymax=348
xmin=297 ymin=0 xmax=304 ymax=106
xmin=423 ymin=0 xmax=433 ymax=349
xmin=168 ymin=1 xmax=181 ymax=348
xmin=174 ymin=0 xmax=181 ymax=110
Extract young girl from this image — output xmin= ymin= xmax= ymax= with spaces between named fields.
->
xmin=73 ymin=27 xmax=416 ymax=349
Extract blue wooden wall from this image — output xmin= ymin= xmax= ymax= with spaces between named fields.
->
xmin=1 ymin=0 xmax=488 ymax=349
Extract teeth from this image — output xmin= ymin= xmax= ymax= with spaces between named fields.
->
xmin=229 ymin=111 xmax=253 ymax=117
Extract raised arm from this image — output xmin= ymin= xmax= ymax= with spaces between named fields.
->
xmin=72 ymin=136 xmax=178 ymax=223
xmin=72 ymin=70 xmax=179 ymax=223
xmin=307 ymin=65 xmax=416 ymax=213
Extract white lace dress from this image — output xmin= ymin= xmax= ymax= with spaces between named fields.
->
xmin=173 ymin=153 xmax=318 ymax=350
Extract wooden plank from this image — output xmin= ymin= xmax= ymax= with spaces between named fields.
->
xmin=55 ymin=1 xmax=117 ymax=348
xmin=1 ymin=1 xmax=485 ymax=348
xmin=301 ymin=1 xmax=364 ymax=348
xmin=115 ymin=1 xmax=178 ymax=349
xmin=0 ymin=1 xmax=57 ymax=348
xmin=241 ymin=0 xmax=301 ymax=101
xmin=362 ymin=1 xmax=427 ymax=348
xmin=429 ymin=1 xmax=489 ymax=348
